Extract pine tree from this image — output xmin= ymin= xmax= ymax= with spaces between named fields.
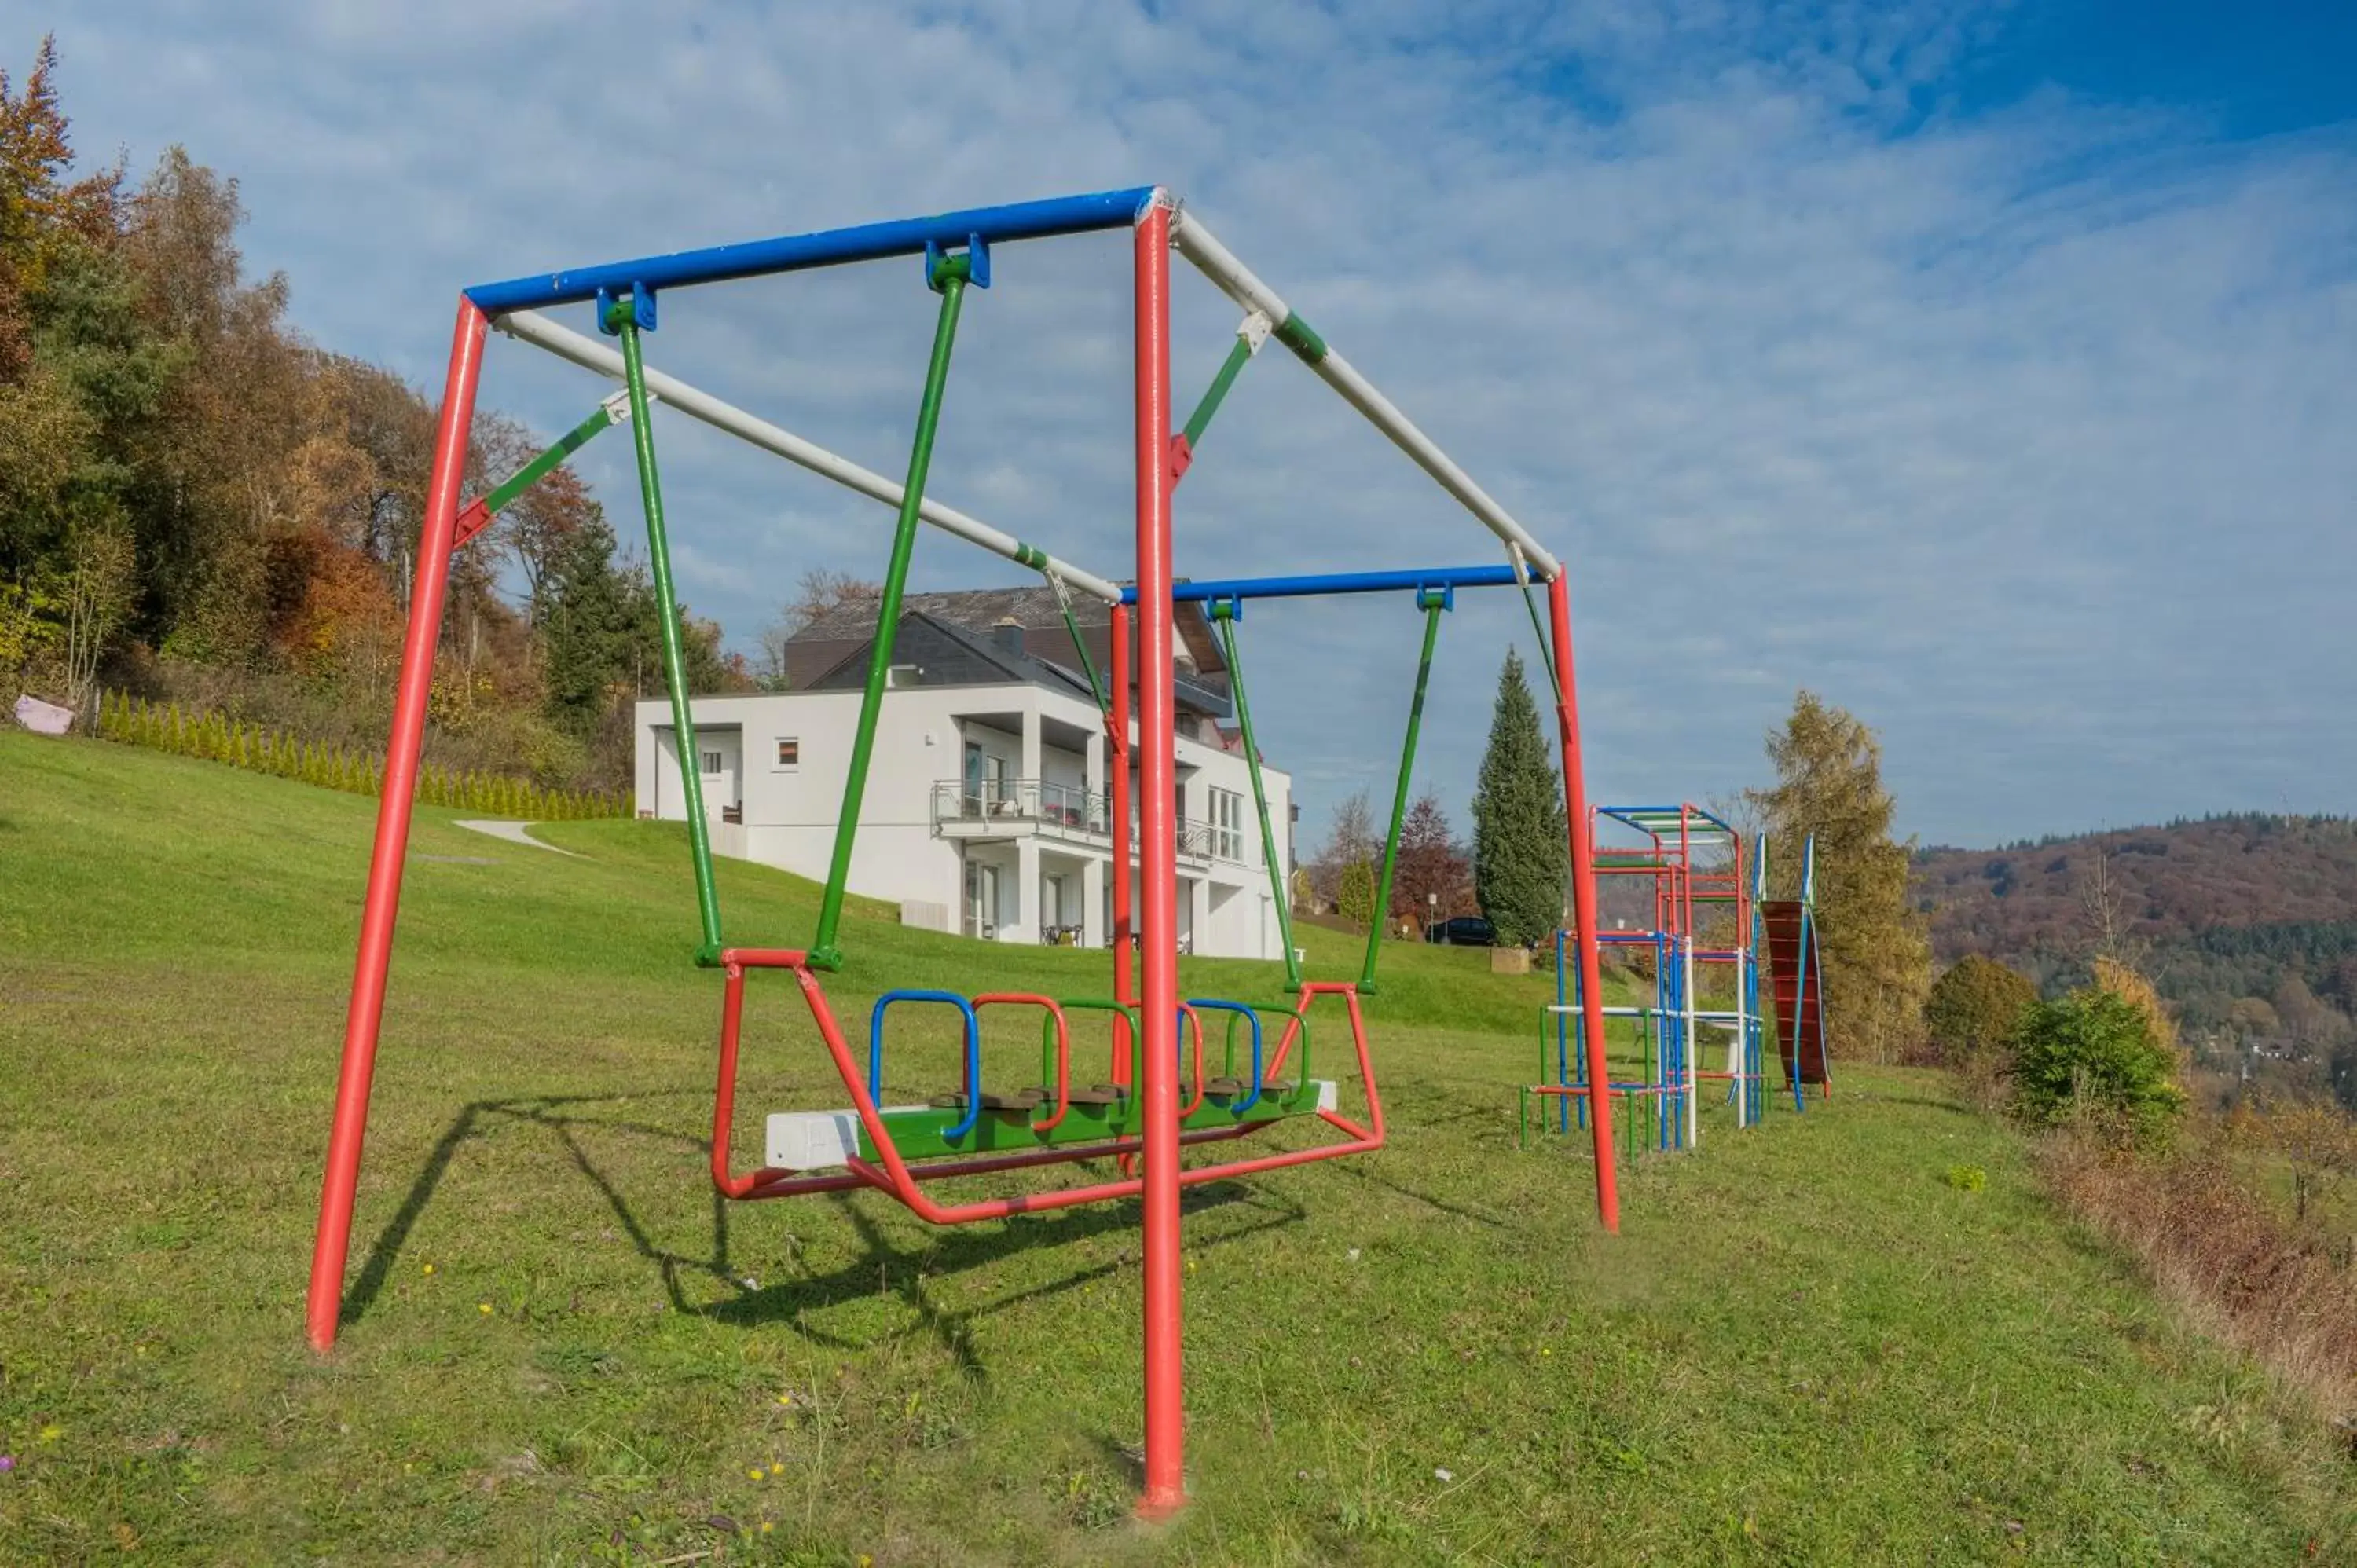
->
xmin=540 ymin=517 xmax=643 ymax=738
xmin=1471 ymin=649 xmax=1565 ymax=947
xmin=1747 ymin=690 xmax=1931 ymax=1064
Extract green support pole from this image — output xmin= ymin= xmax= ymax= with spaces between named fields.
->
xmin=808 ymin=253 xmax=973 ymax=971
xmin=1516 ymin=575 xmax=1560 ymax=698
xmin=610 ymin=295 xmax=724 ymax=964
xmin=1212 ymin=605 xmax=1300 ymax=991
xmin=1050 ymin=580 xmax=1109 ymax=716
xmin=1360 ymin=592 xmax=1446 ymax=992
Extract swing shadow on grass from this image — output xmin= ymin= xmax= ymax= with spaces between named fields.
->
xmin=344 ymin=1087 xmax=1308 ymax=1382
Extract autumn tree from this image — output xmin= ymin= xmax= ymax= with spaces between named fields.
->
xmin=1391 ymin=789 xmax=1468 ymax=928
xmin=1924 ymin=954 xmax=2037 ymax=1071
xmin=1472 ymin=649 xmax=1564 ymax=947
xmin=1747 ymin=690 xmax=1930 ymax=1063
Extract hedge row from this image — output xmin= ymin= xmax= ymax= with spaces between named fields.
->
xmin=95 ymin=691 xmax=629 ymax=821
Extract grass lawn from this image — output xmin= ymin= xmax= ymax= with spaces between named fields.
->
xmin=3 ymin=730 xmax=2355 ymax=1563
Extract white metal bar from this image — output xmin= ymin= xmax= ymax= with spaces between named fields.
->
xmin=1168 ymin=211 xmax=1563 ymax=581
xmin=493 ymin=310 xmax=1123 ymax=603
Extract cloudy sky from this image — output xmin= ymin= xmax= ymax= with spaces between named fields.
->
xmin=38 ymin=1 xmax=2357 ymax=848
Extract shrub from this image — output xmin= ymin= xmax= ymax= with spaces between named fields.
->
xmin=2011 ymin=989 xmax=2187 ymax=1147
xmin=1926 ymin=954 xmax=2039 ymax=1069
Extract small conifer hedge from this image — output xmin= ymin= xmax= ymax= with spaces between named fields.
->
xmin=94 ymin=691 xmax=629 ymax=821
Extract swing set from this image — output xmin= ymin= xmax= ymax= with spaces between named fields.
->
xmin=302 ymin=187 xmax=1620 ymax=1517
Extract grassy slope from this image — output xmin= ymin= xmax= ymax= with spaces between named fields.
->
xmin=2 ymin=731 xmax=2352 ymax=1565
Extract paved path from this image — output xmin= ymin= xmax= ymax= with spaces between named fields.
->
xmin=453 ymin=819 xmax=580 ymax=856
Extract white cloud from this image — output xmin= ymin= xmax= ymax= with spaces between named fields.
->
xmin=42 ymin=0 xmax=2357 ymax=844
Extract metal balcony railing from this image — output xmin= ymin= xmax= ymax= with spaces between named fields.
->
xmin=932 ymin=779 xmax=1109 ymax=837
xmin=929 ymin=780 xmax=1244 ymax=867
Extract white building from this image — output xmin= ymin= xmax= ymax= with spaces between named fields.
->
xmin=633 ymin=589 xmax=1294 ymax=960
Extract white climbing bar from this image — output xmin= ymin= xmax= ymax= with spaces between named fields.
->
xmin=492 ymin=310 xmax=1124 ymax=604
xmin=1168 ymin=209 xmax=1563 ymax=583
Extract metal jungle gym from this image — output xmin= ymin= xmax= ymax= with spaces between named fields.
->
xmin=301 ymin=189 xmax=1625 ymax=1518
xmin=1522 ymin=804 xmax=1831 ymax=1159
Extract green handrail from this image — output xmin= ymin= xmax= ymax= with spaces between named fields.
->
xmin=808 ymin=251 xmax=976 ymax=970
xmin=1361 ymin=591 xmax=1446 ymax=991
xmin=610 ymin=293 xmax=723 ymax=963
xmin=1211 ymin=603 xmax=1300 ymax=991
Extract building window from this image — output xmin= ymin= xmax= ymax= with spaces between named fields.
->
xmin=1210 ymin=786 xmax=1246 ymax=862
xmin=887 ymin=664 xmax=921 ymax=689
xmin=700 ymin=750 xmax=723 ymax=775
xmin=773 ymin=737 xmax=800 ymax=771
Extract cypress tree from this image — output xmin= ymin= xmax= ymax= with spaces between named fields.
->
xmin=1470 ymin=649 xmax=1566 ymax=947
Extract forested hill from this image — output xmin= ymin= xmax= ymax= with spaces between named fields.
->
xmin=1912 ymin=815 xmax=2357 ymax=1042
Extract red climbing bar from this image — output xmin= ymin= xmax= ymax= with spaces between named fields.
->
xmin=1547 ymin=572 xmax=1619 ymax=1233
xmin=307 ymin=299 xmax=491 ymax=1351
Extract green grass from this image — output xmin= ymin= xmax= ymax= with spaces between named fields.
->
xmin=3 ymin=730 xmax=2355 ymax=1563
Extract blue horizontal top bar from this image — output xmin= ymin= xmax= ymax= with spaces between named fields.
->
xmin=464 ymin=187 xmax=1160 ymax=315
xmin=1120 ymin=565 xmax=1523 ymax=606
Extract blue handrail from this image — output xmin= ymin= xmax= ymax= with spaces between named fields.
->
xmin=1186 ymin=999 xmax=1264 ymax=1113
xmin=870 ymin=990 xmax=985 ymax=1141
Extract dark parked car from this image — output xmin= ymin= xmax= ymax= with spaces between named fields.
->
xmin=1424 ymin=914 xmax=1495 ymax=947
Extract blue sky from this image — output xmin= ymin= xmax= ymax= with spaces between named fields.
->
xmin=35 ymin=1 xmax=2357 ymax=848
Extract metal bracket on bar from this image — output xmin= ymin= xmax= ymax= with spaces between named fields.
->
xmin=596 ymin=282 xmax=657 ymax=336
xmin=923 ymin=233 xmax=991 ymax=292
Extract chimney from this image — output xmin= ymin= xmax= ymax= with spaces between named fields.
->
xmin=991 ymin=616 xmax=1025 ymax=658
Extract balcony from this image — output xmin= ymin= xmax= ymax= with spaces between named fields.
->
xmin=932 ymin=779 xmax=1109 ymax=844
xmin=929 ymin=779 xmax=1232 ymax=869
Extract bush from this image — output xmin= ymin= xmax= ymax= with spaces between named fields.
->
xmin=1926 ymin=954 xmax=2039 ymax=1069
xmin=2010 ymin=989 xmax=2187 ymax=1147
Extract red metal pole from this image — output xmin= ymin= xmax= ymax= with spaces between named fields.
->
xmin=1110 ymin=606 xmax=1135 ymax=1024
xmin=1132 ymin=197 xmax=1186 ymax=1519
xmin=306 ymin=299 xmax=489 ymax=1350
xmin=1547 ymin=572 xmax=1619 ymax=1233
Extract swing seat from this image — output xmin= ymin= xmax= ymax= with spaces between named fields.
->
xmin=763 ymin=1079 xmax=1338 ymax=1171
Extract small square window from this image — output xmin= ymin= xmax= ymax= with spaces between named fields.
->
xmin=773 ymin=738 xmax=801 ymax=771
xmin=700 ymin=751 xmax=723 ymax=775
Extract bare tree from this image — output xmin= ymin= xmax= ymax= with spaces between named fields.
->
xmin=755 ymin=568 xmax=879 ymax=689
xmin=1307 ymin=789 xmax=1378 ymax=910
xmin=2078 ymin=844 xmax=2150 ymax=970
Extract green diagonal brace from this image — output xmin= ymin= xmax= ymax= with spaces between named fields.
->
xmin=1181 ymin=333 xmax=1257 ymax=455
xmin=1213 ymin=603 xmax=1299 ymax=990
xmin=1362 ymin=593 xmax=1446 ymax=991
xmin=808 ymin=252 xmax=973 ymax=971
xmin=481 ymin=398 xmax=624 ymax=521
xmin=611 ymin=296 xmax=724 ymax=964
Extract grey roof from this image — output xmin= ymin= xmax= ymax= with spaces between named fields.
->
xmin=794 ymin=586 xmax=1105 ymax=643
xmin=805 ymin=609 xmax=1099 ymax=701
